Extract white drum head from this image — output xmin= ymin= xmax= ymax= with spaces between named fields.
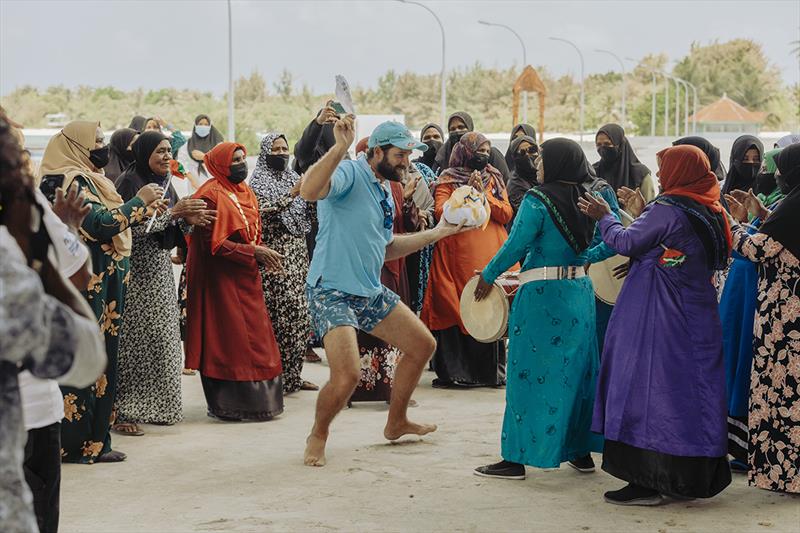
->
xmin=589 ymin=254 xmax=628 ymax=305
xmin=460 ymin=276 xmax=509 ymax=343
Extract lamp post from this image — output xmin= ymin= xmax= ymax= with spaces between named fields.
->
xmin=226 ymin=0 xmax=235 ymax=141
xmin=595 ymin=49 xmax=626 ymax=126
xmin=676 ymin=78 xmax=690 ymax=136
xmin=397 ymin=0 xmax=446 ymax=128
xmin=480 ymin=20 xmax=528 ymax=123
xmin=685 ymin=80 xmax=699 ymax=134
xmin=550 ymin=37 xmax=585 ymax=142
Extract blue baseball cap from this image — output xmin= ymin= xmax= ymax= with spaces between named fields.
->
xmin=368 ymin=121 xmax=428 ymax=152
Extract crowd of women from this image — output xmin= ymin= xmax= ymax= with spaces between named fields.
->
xmin=1 ymin=100 xmax=798 ymax=531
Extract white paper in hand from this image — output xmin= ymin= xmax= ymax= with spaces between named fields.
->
xmin=335 ymin=75 xmax=356 ymax=115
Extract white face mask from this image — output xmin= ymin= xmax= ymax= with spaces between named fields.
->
xmin=195 ymin=125 xmax=211 ymax=138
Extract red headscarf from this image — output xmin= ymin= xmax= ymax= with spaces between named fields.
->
xmin=355 ymin=137 xmax=369 ymax=156
xmin=193 ymin=142 xmax=261 ymax=253
xmin=656 ymin=144 xmax=732 ymax=250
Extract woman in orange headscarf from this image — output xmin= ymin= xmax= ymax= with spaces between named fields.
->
xmin=184 ymin=142 xmax=285 ymax=421
xmin=579 ymin=144 xmax=732 ymax=505
xmin=421 ymin=132 xmax=516 ymax=388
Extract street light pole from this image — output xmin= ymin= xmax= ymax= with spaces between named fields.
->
xmin=595 ymin=49 xmax=626 ymax=126
xmin=677 ymin=79 xmax=689 ymax=136
xmin=685 ymin=81 xmax=699 ymax=134
xmin=550 ymin=37 xmax=585 ymax=142
xmin=398 ymin=0 xmax=446 ymax=128
xmin=226 ymin=0 xmax=235 ymax=141
xmin=480 ymin=20 xmax=528 ymax=123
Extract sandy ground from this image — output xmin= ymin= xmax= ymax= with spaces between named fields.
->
xmin=60 ymin=356 xmax=799 ymax=533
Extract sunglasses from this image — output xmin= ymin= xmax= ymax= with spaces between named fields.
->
xmin=517 ymin=146 xmax=538 ymax=156
xmin=376 ymin=183 xmax=394 ymax=230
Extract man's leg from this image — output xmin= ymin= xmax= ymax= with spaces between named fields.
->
xmin=369 ymin=302 xmax=437 ymax=440
xmin=304 ymin=325 xmax=360 ymax=466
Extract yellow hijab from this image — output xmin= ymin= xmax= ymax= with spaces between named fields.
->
xmin=38 ymin=121 xmax=132 ymax=257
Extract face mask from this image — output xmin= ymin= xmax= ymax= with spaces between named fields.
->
xmin=423 ymin=140 xmax=442 ymax=158
xmin=597 ymin=145 xmax=619 ymax=163
xmin=228 ymin=162 xmax=248 ymax=184
xmin=376 ymin=157 xmax=404 ymax=182
xmin=89 ymin=145 xmax=110 ymax=169
xmin=449 ymin=131 xmax=466 ymax=144
xmin=195 ymin=125 xmax=212 ymax=138
xmin=735 ymin=162 xmax=760 ymax=182
xmin=122 ymin=148 xmax=136 ymax=165
xmin=514 ymin=154 xmax=537 ymax=179
xmin=466 ymin=153 xmax=490 ymax=171
xmin=265 ymin=154 xmax=289 ymax=172
xmin=755 ymin=172 xmax=777 ymax=196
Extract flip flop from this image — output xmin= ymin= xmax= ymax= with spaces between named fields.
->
xmin=300 ymin=380 xmax=320 ymax=391
xmin=111 ymin=423 xmax=144 ymax=436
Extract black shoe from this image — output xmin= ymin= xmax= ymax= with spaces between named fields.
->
xmin=604 ymin=483 xmax=663 ymax=506
xmin=431 ymin=378 xmax=454 ymax=389
xmin=474 ymin=460 xmax=526 ymax=480
xmin=568 ymin=455 xmax=596 ymax=473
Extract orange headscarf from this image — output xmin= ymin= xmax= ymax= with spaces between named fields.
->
xmin=193 ymin=142 xmax=260 ymax=253
xmin=656 ymin=144 xmax=732 ymax=251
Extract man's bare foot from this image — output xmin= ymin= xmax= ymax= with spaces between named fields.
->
xmin=304 ymin=434 xmax=327 ymax=467
xmin=384 ymin=420 xmax=438 ymax=441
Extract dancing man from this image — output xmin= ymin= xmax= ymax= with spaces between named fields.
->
xmin=300 ymin=116 xmax=468 ymax=466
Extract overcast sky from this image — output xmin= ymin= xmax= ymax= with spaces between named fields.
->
xmin=1 ymin=0 xmax=798 ymax=96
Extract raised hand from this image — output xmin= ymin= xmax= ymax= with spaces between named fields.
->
xmin=723 ymin=194 xmax=749 ymax=223
xmin=316 ymin=101 xmax=340 ymax=125
xmin=730 ymin=188 xmax=769 ymax=220
xmin=137 ymin=183 xmax=164 ymax=205
xmin=403 ymin=173 xmax=420 ymax=201
xmin=468 ymin=170 xmax=484 ymax=193
xmin=53 ymin=182 xmax=91 ymax=230
xmin=617 ymin=186 xmax=645 ymax=218
xmin=577 ymin=192 xmax=612 ymax=221
xmin=333 ymin=114 xmax=356 ymax=150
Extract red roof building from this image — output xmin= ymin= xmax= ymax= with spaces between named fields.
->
xmin=688 ymin=93 xmax=767 ymax=134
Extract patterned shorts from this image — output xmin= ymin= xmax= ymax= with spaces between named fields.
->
xmin=306 ymin=283 xmax=400 ymax=341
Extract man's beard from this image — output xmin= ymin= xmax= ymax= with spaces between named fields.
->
xmin=377 ymin=158 xmax=406 ymax=182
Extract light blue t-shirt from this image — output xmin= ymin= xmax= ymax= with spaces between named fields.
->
xmin=307 ymin=156 xmax=394 ymax=297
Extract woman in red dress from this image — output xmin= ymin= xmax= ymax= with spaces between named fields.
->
xmin=185 ymin=142 xmax=284 ymax=421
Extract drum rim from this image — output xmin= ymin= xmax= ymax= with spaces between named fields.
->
xmin=460 ymin=276 xmax=510 ymax=343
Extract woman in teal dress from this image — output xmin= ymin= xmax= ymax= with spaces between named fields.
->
xmin=474 ymin=138 xmax=603 ymax=480
xmin=38 ymin=121 xmax=163 ymax=463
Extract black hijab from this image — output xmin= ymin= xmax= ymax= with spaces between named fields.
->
xmin=528 ymin=138 xmax=596 ymax=253
xmin=592 ymin=123 xmax=650 ymax=191
xmin=759 ymin=143 xmax=800 ymax=259
xmin=414 ymin=122 xmax=444 ymax=171
xmin=116 ymin=130 xmax=177 ymax=205
xmin=434 ymin=111 xmax=511 ymax=182
xmin=673 ymin=136 xmax=725 ymax=181
xmin=505 ymin=123 xmax=537 ymax=172
xmin=128 ymin=115 xmax=147 ymax=133
xmin=722 ymin=135 xmax=764 ymax=194
xmin=186 ymin=114 xmax=224 ymax=175
xmin=105 ymin=128 xmax=137 ymax=182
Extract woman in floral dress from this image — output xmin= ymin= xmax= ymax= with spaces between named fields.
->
xmin=38 ymin=121 xmax=163 ymax=463
xmin=726 ymin=143 xmax=800 ymax=493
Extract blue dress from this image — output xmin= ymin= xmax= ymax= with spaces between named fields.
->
xmin=483 ymin=194 xmax=603 ymax=468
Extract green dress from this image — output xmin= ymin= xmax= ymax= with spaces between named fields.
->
xmin=60 ymin=176 xmax=146 ymax=463
xmin=482 ymin=193 xmax=603 ymax=468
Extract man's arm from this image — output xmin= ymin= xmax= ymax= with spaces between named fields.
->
xmin=299 ymin=115 xmax=355 ymax=201
xmin=385 ymin=218 xmax=469 ymax=261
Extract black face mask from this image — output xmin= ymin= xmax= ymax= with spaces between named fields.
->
xmin=121 ymin=148 xmax=136 ymax=166
xmin=229 ymin=162 xmax=248 ymax=184
xmin=755 ymin=172 xmax=777 ymax=196
xmin=88 ymin=145 xmax=110 ymax=169
xmin=775 ymin=170 xmax=800 ymax=195
xmin=449 ymin=131 xmax=466 ymax=144
xmin=514 ymin=154 xmax=537 ymax=180
xmin=597 ymin=145 xmax=619 ymax=164
xmin=376 ymin=157 xmax=404 ymax=182
xmin=421 ymin=140 xmax=442 ymax=163
xmin=265 ymin=154 xmax=289 ymax=172
xmin=735 ymin=162 xmax=760 ymax=183
xmin=466 ymin=153 xmax=490 ymax=171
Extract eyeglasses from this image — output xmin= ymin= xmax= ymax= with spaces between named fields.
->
xmin=517 ymin=146 xmax=538 ymax=156
xmin=376 ymin=183 xmax=394 ymax=230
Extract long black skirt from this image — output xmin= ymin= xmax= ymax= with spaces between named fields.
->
xmin=602 ymin=439 xmax=731 ymax=498
xmin=201 ymin=375 xmax=284 ymax=421
xmin=432 ymin=327 xmax=506 ymax=387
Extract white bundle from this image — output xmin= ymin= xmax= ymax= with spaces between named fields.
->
xmin=443 ymin=185 xmax=489 ymax=228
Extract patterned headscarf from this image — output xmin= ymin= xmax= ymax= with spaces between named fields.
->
xmin=250 ymin=133 xmax=310 ymax=236
xmin=436 ymin=132 xmax=505 ymax=197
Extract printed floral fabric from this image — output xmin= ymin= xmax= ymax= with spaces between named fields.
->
xmin=733 ymin=227 xmax=800 ymax=493
xmin=60 ymin=176 xmax=144 ymax=463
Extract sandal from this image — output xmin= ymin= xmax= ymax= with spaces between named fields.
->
xmin=95 ymin=450 xmax=127 ymax=463
xmin=182 ymin=368 xmax=197 ymax=375
xmin=305 ymin=349 xmax=322 ymax=363
xmin=300 ymin=380 xmax=320 ymax=391
xmin=111 ymin=423 xmax=144 ymax=436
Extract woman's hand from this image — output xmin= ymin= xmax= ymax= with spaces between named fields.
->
xmin=730 ymin=188 xmax=769 ymax=220
xmin=290 ymin=179 xmax=302 ymax=197
xmin=468 ymin=170 xmax=485 ymax=193
xmin=172 ymin=198 xmax=206 ymax=219
xmin=612 ymin=260 xmax=630 ymax=280
xmin=53 ymin=182 xmax=91 ymax=231
xmin=473 ymin=273 xmax=492 ymax=302
xmin=617 ymin=187 xmax=645 ymax=218
xmin=137 ymin=183 xmax=164 ymax=205
xmin=403 ymin=173 xmax=421 ymax=201
xmin=723 ymin=194 xmax=749 ymax=223
xmin=191 ymin=149 xmax=205 ymax=161
xmin=254 ymin=245 xmax=285 ymax=273
xmin=577 ymin=192 xmax=612 ymax=221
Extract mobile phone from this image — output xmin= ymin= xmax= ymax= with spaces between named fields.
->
xmin=330 ymin=101 xmax=347 ymax=115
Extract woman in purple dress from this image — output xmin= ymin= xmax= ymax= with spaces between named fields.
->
xmin=579 ymin=144 xmax=732 ymax=506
